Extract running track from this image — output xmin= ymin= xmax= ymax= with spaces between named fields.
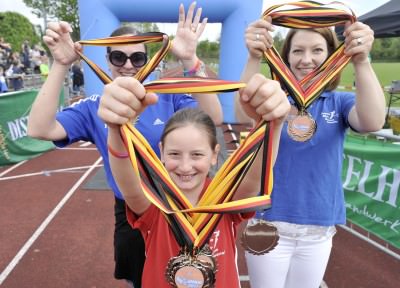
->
xmin=1 ymin=126 xmax=399 ymax=287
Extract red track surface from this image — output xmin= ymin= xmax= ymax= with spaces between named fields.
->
xmin=1 ymin=129 xmax=399 ymax=287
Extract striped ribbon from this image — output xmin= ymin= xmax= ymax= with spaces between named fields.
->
xmin=78 ymin=32 xmax=169 ymax=83
xmin=262 ymin=1 xmax=356 ymax=109
xmin=121 ymin=119 xmax=273 ymax=248
xmin=78 ymin=33 xmax=273 ymax=249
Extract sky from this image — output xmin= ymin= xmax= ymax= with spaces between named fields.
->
xmin=0 ymin=0 xmax=392 ymax=41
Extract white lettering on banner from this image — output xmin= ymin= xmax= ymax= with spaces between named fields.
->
xmin=342 ymin=155 xmax=361 ymax=191
xmin=343 ymin=154 xmax=400 ymax=208
xmin=358 ymin=160 xmax=374 ymax=196
xmin=375 ymin=166 xmax=400 ymax=207
xmin=7 ymin=116 xmax=29 ymax=141
xmin=345 ymin=202 xmax=400 ymax=233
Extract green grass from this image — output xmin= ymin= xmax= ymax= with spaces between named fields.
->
xmin=261 ymin=61 xmax=400 ymax=107
xmin=339 ymin=62 xmax=400 ymax=89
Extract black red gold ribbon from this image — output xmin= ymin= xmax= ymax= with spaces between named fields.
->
xmin=78 ymin=32 xmax=169 ymax=83
xmin=77 ymin=33 xmax=273 ymax=250
xmin=120 ymin=119 xmax=273 ymax=248
xmin=262 ymin=1 xmax=356 ymax=109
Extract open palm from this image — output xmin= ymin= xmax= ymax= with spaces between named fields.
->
xmin=171 ymin=2 xmax=207 ymax=61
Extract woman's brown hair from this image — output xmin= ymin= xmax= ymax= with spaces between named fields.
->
xmin=161 ymin=108 xmax=218 ymax=150
xmin=106 ymin=25 xmax=147 ymax=54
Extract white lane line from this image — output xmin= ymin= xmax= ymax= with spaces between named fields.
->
xmin=79 ymin=141 xmax=92 ymax=147
xmin=239 ymin=275 xmax=250 ymax=281
xmin=227 ymin=124 xmax=240 ymax=148
xmin=0 ymin=156 xmax=103 ymax=285
xmin=0 ymin=164 xmax=103 ymax=181
xmin=57 ymin=147 xmax=97 ymax=150
xmin=0 ymin=160 xmax=27 ymax=178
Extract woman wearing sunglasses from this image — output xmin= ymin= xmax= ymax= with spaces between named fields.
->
xmin=28 ymin=2 xmax=222 ymax=287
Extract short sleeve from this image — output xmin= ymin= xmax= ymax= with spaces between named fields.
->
xmin=125 ymin=204 xmax=158 ymax=234
xmin=231 ymin=212 xmax=256 ymax=226
xmin=339 ymin=91 xmax=356 ymax=129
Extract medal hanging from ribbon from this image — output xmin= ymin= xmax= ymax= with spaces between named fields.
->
xmin=262 ymin=1 xmax=356 ymax=141
xmin=77 ymin=33 xmax=275 ymax=287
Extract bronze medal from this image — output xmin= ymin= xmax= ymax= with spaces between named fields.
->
xmin=196 ymin=245 xmax=216 ymax=271
xmin=166 ymin=253 xmax=189 ymax=285
xmin=166 ymin=246 xmax=217 ymax=288
xmin=174 ymin=265 xmax=205 ymax=288
xmin=287 ymin=110 xmax=316 ymax=142
xmin=241 ymin=219 xmax=279 ymax=255
xmin=196 ymin=245 xmax=217 ymax=287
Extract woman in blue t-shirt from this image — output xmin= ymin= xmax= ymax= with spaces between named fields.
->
xmin=236 ymin=18 xmax=385 ymax=288
xmin=27 ymin=2 xmax=222 ymax=287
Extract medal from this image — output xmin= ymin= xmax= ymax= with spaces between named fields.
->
xmin=241 ymin=219 xmax=279 ymax=255
xmin=166 ymin=246 xmax=217 ymax=288
xmin=174 ymin=265 xmax=205 ymax=288
xmin=196 ymin=245 xmax=217 ymax=274
xmin=287 ymin=109 xmax=316 ymax=142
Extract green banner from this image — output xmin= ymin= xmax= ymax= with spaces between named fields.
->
xmin=0 ymin=89 xmax=64 ymax=166
xmin=342 ymin=134 xmax=400 ymax=248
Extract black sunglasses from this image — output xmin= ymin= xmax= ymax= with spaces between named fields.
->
xmin=108 ymin=50 xmax=147 ymax=68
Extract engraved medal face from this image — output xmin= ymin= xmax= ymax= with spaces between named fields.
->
xmin=287 ymin=111 xmax=316 ymax=142
xmin=174 ymin=265 xmax=205 ymax=288
xmin=241 ymin=220 xmax=279 ymax=255
xmin=166 ymin=246 xmax=217 ymax=288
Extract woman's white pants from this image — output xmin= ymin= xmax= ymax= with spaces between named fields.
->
xmin=245 ymin=236 xmax=333 ymax=288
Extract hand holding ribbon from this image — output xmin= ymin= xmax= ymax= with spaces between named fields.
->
xmin=262 ymin=1 xmax=356 ymax=108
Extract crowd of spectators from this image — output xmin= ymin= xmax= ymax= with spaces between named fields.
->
xmin=0 ymin=37 xmax=48 ymax=93
xmin=1 ymin=36 xmax=85 ymax=96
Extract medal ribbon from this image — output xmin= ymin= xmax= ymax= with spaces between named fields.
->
xmin=78 ymin=33 xmax=273 ymax=250
xmin=262 ymin=1 xmax=356 ymax=109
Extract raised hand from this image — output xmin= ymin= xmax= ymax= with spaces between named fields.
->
xmin=171 ymin=2 xmax=207 ymax=64
xmin=43 ymin=21 xmax=81 ymax=66
xmin=343 ymin=21 xmax=374 ymax=65
xmin=245 ymin=18 xmax=275 ymax=59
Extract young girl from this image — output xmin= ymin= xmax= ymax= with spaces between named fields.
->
xmin=102 ymin=74 xmax=290 ymax=287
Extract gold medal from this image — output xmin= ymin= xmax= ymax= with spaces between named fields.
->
xmin=241 ymin=219 xmax=279 ymax=255
xmin=287 ymin=110 xmax=316 ymax=142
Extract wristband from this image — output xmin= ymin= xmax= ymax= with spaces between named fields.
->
xmin=183 ymin=59 xmax=202 ymax=77
xmin=108 ymin=144 xmax=129 ymax=159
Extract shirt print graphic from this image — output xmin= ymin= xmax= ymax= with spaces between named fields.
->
xmin=321 ymin=110 xmax=339 ymax=124
xmin=153 ymin=118 xmax=165 ymax=125
xmin=208 ymin=230 xmax=225 ymax=257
